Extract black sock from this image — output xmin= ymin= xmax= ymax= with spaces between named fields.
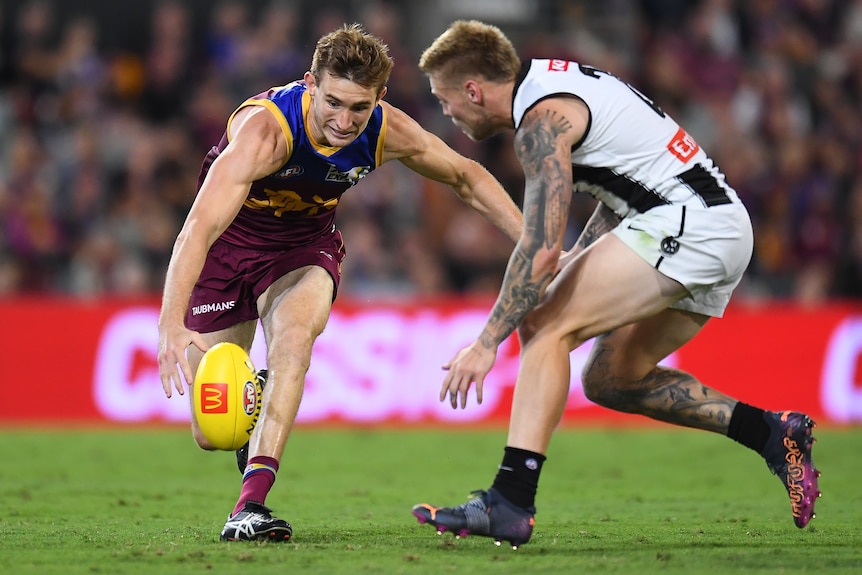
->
xmin=727 ymin=402 xmax=771 ymax=453
xmin=490 ymin=446 xmax=546 ymax=509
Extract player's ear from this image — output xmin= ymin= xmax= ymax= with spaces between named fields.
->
xmin=465 ymin=80 xmax=481 ymax=103
xmin=377 ymin=85 xmax=388 ymax=102
xmin=304 ymin=71 xmax=317 ymax=92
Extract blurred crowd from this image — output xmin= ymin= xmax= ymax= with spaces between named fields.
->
xmin=1 ymin=0 xmax=861 ymax=304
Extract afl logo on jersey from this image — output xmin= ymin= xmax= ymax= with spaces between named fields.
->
xmin=548 ymin=59 xmax=570 ymax=72
xmin=275 ymin=165 xmax=304 ymax=178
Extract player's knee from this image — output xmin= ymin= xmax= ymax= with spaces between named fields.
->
xmin=580 ymin=353 xmax=634 ymax=407
xmin=268 ymin=329 xmax=316 ymax=372
xmin=518 ymin=308 xmax=574 ymax=347
xmin=581 ymin=370 xmax=642 ymax=409
xmin=269 ymin=346 xmax=312 ymax=376
xmin=191 ymin=422 xmax=219 ymax=450
xmin=581 ymin=361 xmax=613 ymax=406
xmin=581 ymin=356 xmax=660 ymax=409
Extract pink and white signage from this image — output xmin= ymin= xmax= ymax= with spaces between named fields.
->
xmin=0 ymin=298 xmax=860 ymax=426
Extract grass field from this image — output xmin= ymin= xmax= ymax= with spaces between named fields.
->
xmin=1 ymin=426 xmax=860 ymax=574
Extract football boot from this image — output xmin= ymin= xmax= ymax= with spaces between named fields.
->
xmin=220 ymin=500 xmax=292 ymax=542
xmin=761 ymin=410 xmax=821 ymax=528
xmin=412 ymin=488 xmax=535 ymax=549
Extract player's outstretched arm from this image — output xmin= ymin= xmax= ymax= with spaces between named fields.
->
xmin=380 ymin=102 xmax=523 ymax=243
xmin=157 ymin=107 xmax=288 ymax=398
xmin=478 ymin=99 xmax=583 ymax=349
xmin=438 ymin=99 xmax=582 ymax=409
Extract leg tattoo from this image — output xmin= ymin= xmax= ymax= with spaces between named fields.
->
xmin=583 ymin=344 xmax=735 ymax=433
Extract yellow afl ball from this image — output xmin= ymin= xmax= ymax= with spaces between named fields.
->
xmin=193 ymin=342 xmax=262 ymax=450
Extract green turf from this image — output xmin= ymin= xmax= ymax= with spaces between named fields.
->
xmin=1 ymin=426 xmax=859 ymax=574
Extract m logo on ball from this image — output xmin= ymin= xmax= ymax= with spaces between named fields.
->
xmin=200 ymin=383 xmax=229 ymax=414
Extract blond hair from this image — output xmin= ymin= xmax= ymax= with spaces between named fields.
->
xmin=419 ymin=20 xmax=520 ymax=83
xmin=310 ymin=23 xmax=394 ymax=95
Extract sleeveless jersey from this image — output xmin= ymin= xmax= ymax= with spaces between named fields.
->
xmin=512 ymin=59 xmax=740 ymax=219
xmin=197 ymin=81 xmax=386 ymax=250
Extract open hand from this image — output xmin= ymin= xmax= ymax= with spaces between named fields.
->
xmin=157 ymin=324 xmax=210 ymax=398
xmin=439 ymin=340 xmax=498 ymax=409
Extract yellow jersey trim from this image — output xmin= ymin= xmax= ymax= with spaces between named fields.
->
xmin=227 ymin=95 xmax=294 ymax=162
xmin=375 ymin=105 xmax=387 ymax=167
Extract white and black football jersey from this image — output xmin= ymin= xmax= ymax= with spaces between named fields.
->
xmin=512 ymin=59 xmax=741 ymax=219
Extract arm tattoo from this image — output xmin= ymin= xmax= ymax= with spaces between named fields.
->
xmin=478 ymin=109 xmax=572 ymax=348
xmin=517 ymin=109 xmax=572 ymax=249
xmin=575 ymin=203 xmax=621 ymax=252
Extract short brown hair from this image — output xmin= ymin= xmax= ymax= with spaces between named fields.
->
xmin=310 ymin=23 xmax=394 ymax=95
xmin=419 ymin=20 xmax=520 ymax=83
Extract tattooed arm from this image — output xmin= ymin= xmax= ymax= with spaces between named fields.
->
xmin=572 ymin=202 xmax=621 ymax=254
xmin=477 ymin=102 xmax=582 ymax=348
xmin=439 ymin=97 xmax=590 ymax=409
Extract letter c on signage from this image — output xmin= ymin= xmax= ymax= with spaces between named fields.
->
xmin=821 ymin=317 xmax=862 ymax=423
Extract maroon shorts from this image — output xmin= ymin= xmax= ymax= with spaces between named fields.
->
xmin=185 ymin=230 xmax=345 ymax=333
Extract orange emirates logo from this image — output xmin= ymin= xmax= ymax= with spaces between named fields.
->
xmin=200 ymin=383 xmax=229 ymax=414
xmin=783 ymin=434 xmax=805 ymax=519
xmin=548 ymin=59 xmax=570 ymax=72
xmin=667 ymin=127 xmax=699 ymax=163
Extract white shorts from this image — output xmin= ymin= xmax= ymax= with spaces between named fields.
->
xmin=611 ymin=202 xmax=753 ymax=317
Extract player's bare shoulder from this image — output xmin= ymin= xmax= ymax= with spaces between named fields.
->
xmin=517 ymin=96 xmax=587 ymax=154
xmin=224 ymin=105 xmax=290 ymax=175
xmin=229 ymin=105 xmax=274 ymax=138
xmin=515 ymin=96 xmax=590 ymax=168
xmin=378 ymin=100 xmax=429 ymax=163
